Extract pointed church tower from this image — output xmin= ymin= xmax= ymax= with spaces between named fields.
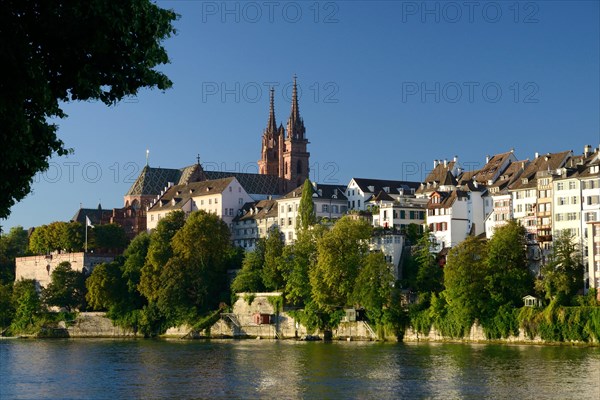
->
xmin=282 ymin=75 xmax=310 ymax=191
xmin=258 ymin=87 xmax=281 ymax=176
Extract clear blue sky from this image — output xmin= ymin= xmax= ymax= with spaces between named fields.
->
xmin=3 ymin=0 xmax=599 ymax=231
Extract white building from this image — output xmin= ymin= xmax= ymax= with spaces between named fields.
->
xmin=370 ymin=232 xmax=405 ymax=280
xmin=277 ymin=182 xmax=347 ymax=244
xmin=587 ymin=222 xmax=600 ymax=299
xmin=232 ymin=199 xmax=278 ymax=251
xmin=346 ymin=178 xmax=420 ymax=211
xmin=146 ymin=177 xmax=254 ymax=231
xmin=485 ymin=161 xmax=528 ymax=238
xmin=367 ymin=191 xmax=427 ymax=233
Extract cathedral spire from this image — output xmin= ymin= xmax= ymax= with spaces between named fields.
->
xmin=287 ymin=75 xmax=305 ymax=140
xmin=291 ymin=75 xmax=300 ymax=121
xmin=267 ymin=87 xmax=277 ymax=133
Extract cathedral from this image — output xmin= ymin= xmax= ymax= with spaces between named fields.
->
xmin=258 ymin=76 xmax=310 ymax=192
xmin=104 ymin=77 xmax=310 ymax=237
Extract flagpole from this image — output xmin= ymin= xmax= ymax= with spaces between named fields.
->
xmin=85 ymin=218 xmax=88 ymax=253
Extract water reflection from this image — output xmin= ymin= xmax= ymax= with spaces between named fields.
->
xmin=1 ymin=339 xmax=599 ymax=399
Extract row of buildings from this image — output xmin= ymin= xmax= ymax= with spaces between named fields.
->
xmin=68 ymin=79 xmax=599 ymax=295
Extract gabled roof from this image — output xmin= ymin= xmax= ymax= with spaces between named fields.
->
xmin=422 ymin=162 xmax=456 ymax=185
xmin=488 ymin=160 xmax=528 ymax=193
xmin=350 ymin=178 xmax=420 ymax=195
xmin=71 ymin=205 xmax=113 ymax=225
xmin=368 ymin=190 xmax=395 ymax=203
xmin=282 ymin=183 xmax=347 ymax=200
xmin=509 ymin=151 xmax=572 ymax=191
xmin=427 ymin=190 xmax=468 ymax=209
xmin=147 ymin=177 xmax=236 ymax=212
xmin=474 ymin=151 xmax=515 ymax=184
xmin=204 ymin=171 xmax=283 ymax=195
xmin=126 ymin=166 xmax=183 ymax=196
xmin=233 ymin=199 xmax=278 ymax=222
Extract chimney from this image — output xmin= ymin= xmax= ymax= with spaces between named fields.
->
xmin=535 ymin=152 xmax=539 ymax=159
xmin=443 ymin=159 xmax=448 ymax=167
xmin=584 ymin=144 xmax=592 ymax=157
xmin=453 ymin=155 xmax=458 ymax=163
xmin=485 ymin=155 xmax=490 ymax=164
xmin=434 ymin=159 xmax=439 ymax=168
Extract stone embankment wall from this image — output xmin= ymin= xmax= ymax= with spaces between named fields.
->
xmin=403 ymin=324 xmax=547 ymax=344
xmin=66 ymin=312 xmax=135 ymax=338
xmin=333 ymin=321 xmax=378 ymax=341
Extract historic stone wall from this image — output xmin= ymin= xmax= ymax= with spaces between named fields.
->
xmin=402 ymin=324 xmax=546 ymax=344
xmin=66 ymin=312 xmax=135 ymax=338
xmin=15 ymin=252 xmax=114 ymax=288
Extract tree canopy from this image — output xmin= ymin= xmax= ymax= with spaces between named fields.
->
xmin=298 ymin=179 xmax=316 ymax=230
xmin=0 ymin=1 xmax=177 ymax=218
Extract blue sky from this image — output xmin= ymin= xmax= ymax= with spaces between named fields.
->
xmin=3 ymin=0 xmax=600 ymax=231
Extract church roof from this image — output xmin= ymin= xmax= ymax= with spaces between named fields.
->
xmin=71 ymin=205 xmax=113 ymax=225
xmin=125 ymin=166 xmax=183 ymax=196
xmin=204 ymin=171 xmax=283 ymax=195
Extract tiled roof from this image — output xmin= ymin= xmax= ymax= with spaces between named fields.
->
xmin=509 ymin=151 xmax=571 ymax=191
xmin=351 ymin=178 xmax=420 ymax=195
xmin=427 ymin=190 xmax=468 ymax=209
xmin=126 ymin=164 xmax=285 ymax=197
xmin=475 ymin=151 xmax=514 ymax=184
xmin=282 ymin=183 xmax=347 ymax=200
xmin=204 ymin=171 xmax=283 ymax=195
xmin=488 ymin=160 xmax=528 ymax=192
xmin=71 ymin=205 xmax=113 ymax=225
xmin=147 ymin=177 xmax=235 ymax=212
xmin=125 ymin=166 xmax=182 ymax=196
xmin=233 ymin=199 xmax=278 ymax=222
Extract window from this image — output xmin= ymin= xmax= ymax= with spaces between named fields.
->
xmin=332 ymin=205 xmax=339 ymax=213
xmin=569 ymin=181 xmax=576 ymax=190
xmin=200 ymin=200 xmax=204 ymax=206
xmin=209 ymin=198 xmax=212 ymax=205
xmin=239 ymin=198 xmax=243 ymax=205
xmin=322 ymin=204 xmax=329 ymax=212
xmin=288 ymin=205 xmax=292 ymax=212
xmin=288 ymin=218 xmax=292 ymax=226
xmin=288 ymin=232 xmax=293 ymax=240
xmin=556 ymin=182 xmax=564 ymax=191
xmin=297 ymin=160 xmax=302 ymax=174
xmin=280 ymin=218 xmax=284 ymax=226
xmin=400 ymin=210 xmax=406 ymax=219
xmin=229 ymin=186 xmax=232 ymax=192
xmin=214 ymin=198 xmax=218 ymax=204
xmin=558 ymin=197 xmax=566 ymax=206
xmin=358 ymin=200 xmax=361 ymax=208
xmin=571 ymin=196 xmax=578 ymax=204
xmin=409 ymin=211 xmax=416 ymax=219
xmin=150 ymin=214 xmax=154 ymax=221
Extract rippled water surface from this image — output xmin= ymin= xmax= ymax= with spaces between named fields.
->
xmin=1 ymin=339 xmax=599 ymax=399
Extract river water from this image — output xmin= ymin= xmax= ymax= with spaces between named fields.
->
xmin=1 ymin=339 xmax=599 ymax=399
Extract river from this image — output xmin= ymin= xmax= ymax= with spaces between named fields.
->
xmin=1 ymin=339 xmax=599 ymax=399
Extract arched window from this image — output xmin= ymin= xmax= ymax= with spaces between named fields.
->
xmin=297 ymin=160 xmax=302 ymax=174
xmin=285 ymin=162 xmax=288 ymax=175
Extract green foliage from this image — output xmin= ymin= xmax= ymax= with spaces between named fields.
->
xmin=310 ymin=217 xmax=372 ymax=311
xmin=517 ymin=305 xmax=600 ymax=343
xmin=86 ymin=261 xmax=127 ymax=311
xmin=414 ymin=230 xmax=443 ymax=295
xmin=42 ymin=262 xmax=86 ymax=311
xmin=0 ymin=283 xmax=14 ymax=330
xmin=92 ymin=224 xmax=129 ymax=251
xmin=352 ymin=252 xmax=394 ymax=326
xmin=485 ymin=220 xmax=532 ymax=308
xmin=29 ymin=222 xmax=84 ymax=254
xmin=243 ymin=293 xmax=256 ymax=305
xmin=404 ymin=223 xmax=423 ymax=244
xmin=150 ymin=211 xmax=232 ymax=325
xmin=0 ymin=1 xmax=176 ymax=219
xmin=262 ymin=226 xmax=285 ymax=290
xmin=0 ymin=226 xmax=29 ymax=284
xmin=443 ymin=236 xmax=490 ymax=325
xmin=536 ymin=231 xmax=584 ymax=305
xmin=284 ymin=226 xmax=324 ymax=306
xmin=481 ymin=304 xmax=519 ymax=339
xmin=231 ymin=246 xmax=266 ymax=293
xmin=298 ymin=179 xmax=316 ymax=230
xmin=267 ymin=295 xmax=283 ymax=313
xmin=10 ymin=279 xmax=42 ymax=333
xmin=139 ymin=211 xmax=185 ymax=302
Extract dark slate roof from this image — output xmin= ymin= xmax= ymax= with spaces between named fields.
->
xmin=126 ymin=166 xmax=182 ymax=196
xmin=148 ymin=177 xmax=235 ymax=212
xmin=352 ymin=178 xmax=420 ymax=195
xmin=368 ymin=190 xmax=396 ymax=203
xmin=204 ymin=171 xmax=283 ymax=195
xmin=71 ymin=205 xmax=113 ymax=225
xmin=233 ymin=199 xmax=278 ymax=223
xmin=126 ymin=164 xmax=284 ymax=197
xmin=283 ymin=183 xmax=347 ymax=200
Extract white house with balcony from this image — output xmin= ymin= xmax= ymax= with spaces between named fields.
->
xmin=345 ymin=178 xmax=420 ymax=211
xmin=367 ymin=191 xmax=427 ymax=234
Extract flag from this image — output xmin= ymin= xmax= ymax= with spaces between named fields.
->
xmin=86 ymin=216 xmax=94 ymax=228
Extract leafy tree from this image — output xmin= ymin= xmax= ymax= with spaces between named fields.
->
xmin=414 ymin=229 xmax=443 ymax=296
xmin=442 ymin=236 xmax=490 ymax=326
xmin=404 ymin=223 xmax=423 ymax=244
xmin=122 ymin=232 xmax=151 ymax=309
xmin=154 ymin=211 xmax=232 ymax=325
xmin=0 ymin=1 xmax=177 ymax=219
xmin=139 ymin=211 xmax=185 ymax=302
xmin=298 ymin=179 xmax=316 ymax=230
xmin=0 ymin=283 xmax=14 ymax=330
xmin=262 ymin=226 xmax=285 ymax=290
xmin=92 ymin=224 xmax=129 ymax=252
xmin=536 ymin=231 xmax=584 ymax=305
xmin=231 ymin=241 xmax=266 ymax=293
xmin=284 ymin=226 xmax=324 ymax=306
xmin=42 ymin=262 xmax=86 ymax=311
xmin=0 ymin=226 xmax=29 ymax=283
xmin=29 ymin=221 xmax=84 ymax=254
xmin=310 ymin=217 xmax=372 ymax=311
xmin=352 ymin=252 xmax=394 ymax=326
xmin=10 ymin=279 xmax=42 ymax=333
xmin=485 ymin=220 xmax=532 ymax=307
xmin=86 ymin=261 xmax=127 ymax=311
